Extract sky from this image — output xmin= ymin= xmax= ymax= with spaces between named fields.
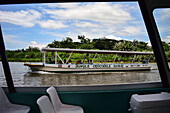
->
xmin=0 ymin=2 xmax=169 ymax=50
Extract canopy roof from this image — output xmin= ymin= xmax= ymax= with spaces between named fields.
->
xmin=42 ymin=48 xmax=154 ymax=55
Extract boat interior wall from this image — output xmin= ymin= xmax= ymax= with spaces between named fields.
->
xmin=1 ymin=82 xmax=163 ymax=92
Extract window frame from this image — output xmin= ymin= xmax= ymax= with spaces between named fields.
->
xmin=0 ymin=0 xmax=170 ymax=92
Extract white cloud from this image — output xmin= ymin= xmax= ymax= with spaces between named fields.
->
xmin=44 ymin=3 xmax=134 ymax=24
xmin=3 ymin=34 xmax=25 ymax=44
xmin=74 ymin=21 xmax=100 ymax=28
xmin=28 ymin=41 xmax=46 ymax=49
xmin=164 ymin=35 xmax=170 ymax=43
xmin=123 ymin=26 xmax=143 ymax=36
xmin=154 ymin=9 xmax=170 ymax=21
xmin=47 ymin=3 xmax=79 ymax=9
xmin=0 ymin=9 xmax=41 ymax=27
xmin=1 ymin=2 xmax=149 ymax=48
xmin=114 ymin=31 xmax=130 ymax=36
xmin=3 ymin=34 xmax=29 ymax=49
xmin=147 ymin=41 xmax=152 ymax=47
xmin=38 ymin=20 xmax=68 ymax=29
xmin=105 ymin=35 xmax=122 ymax=40
xmin=153 ymin=9 xmax=170 ymax=36
xmin=43 ymin=3 xmax=146 ymax=39
xmin=41 ymin=31 xmax=67 ymax=41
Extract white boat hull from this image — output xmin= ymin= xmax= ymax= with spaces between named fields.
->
xmin=24 ymin=63 xmax=152 ymax=73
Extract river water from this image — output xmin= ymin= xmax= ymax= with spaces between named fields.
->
xmin=0 ymin=62 xmax=161 ymax=86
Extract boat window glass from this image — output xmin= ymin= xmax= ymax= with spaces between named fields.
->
xmin=153 ymin=9 xmax=170 ymax=70
xmin=0 ymin=2 xmax=161 ymax=87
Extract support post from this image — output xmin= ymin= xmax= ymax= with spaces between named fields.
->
xmin=132 ymin=54 xmax=136 ymax=63
xmin=56 ymin=52 xmax=64 ymax=64
xmin=0 ymin=26 xmax=15 ymax=93
xmin=55 ymin=52 xmax=57 ymax=64
xmin=43 ymin=51 xmax=46 ymax=65
xmin=101 ymin=54 xmax=106 ymax=63
xmin=82 ymin=53 xmax=88 ymax=63
xmin=113 ymin=54 xmax=118 ymax=63
xmin=148 ymin=55 xmax=152 ymax=63
xmin=92 ymin=53 xmax=97 ymax=63
xmin=66 ymin=52 xmax=73 ymax=64
xmin=118 ymin=55 xmax=122 ymax=63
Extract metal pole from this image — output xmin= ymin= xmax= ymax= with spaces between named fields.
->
xmin=132 ymin=54 xmax=136 ymax=63
xmin=92 ymin=53 xmax=97 ymax=63
xmin=113 ymin=54 xmax=118 ymax=63
xmin=101 ymin=54 xmax=106 ymax=63
xmin=82 ymin=53 xmax=88 ymax=63
xmin=66 ymin=52 xmax=73 ymax=64
xmin=148 ymin=55 xmax=152 ymax=63
xmin=43 ymin=52 xmax=46 ymax=64
xmin=118 ymin=55 xmax=122 ymax=63
xmin=56 ymin=52 xmax=64 ymax=64
xmin=55 ymin=52 xmax=57 ymax=64
xmin=0 ymin=26 xmax=15 ymax=93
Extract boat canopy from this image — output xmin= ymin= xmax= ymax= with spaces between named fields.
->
xmin=41 ymin=48 xmax=154 ymax=55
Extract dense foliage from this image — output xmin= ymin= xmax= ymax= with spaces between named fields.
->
xmin=1 ymin=35 xmax=170 ymax=62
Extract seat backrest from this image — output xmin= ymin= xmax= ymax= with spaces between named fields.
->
xmin=46 ymin=86 xmax=62 ymax=112
xmin=37 ymin=95 xmax=56 ymax=113
xmin=0 ymin=87 xmax=11 ymax=108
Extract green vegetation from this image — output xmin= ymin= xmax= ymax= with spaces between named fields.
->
xmin=4 ymin=46 xmax=42 ymax=62
xmin=1 ymin=35 xmax=170 ymax=62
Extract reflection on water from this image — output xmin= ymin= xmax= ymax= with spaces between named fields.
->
xmin=0 ymin=62 xmax=161 ymax=86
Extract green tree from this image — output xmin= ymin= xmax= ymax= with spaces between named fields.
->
xmin=60 ymin=37 xmax=74 ymax=48
xmin=47 ymin=40 xmax=61 ymax=48
xmin=26 ymin=46 xmax=40 ymax=52
xmin=78 ymin=35 xmax=91 ymax=44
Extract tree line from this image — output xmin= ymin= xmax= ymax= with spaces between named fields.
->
xmin=48 ymin=35 xmax=153 ymax=51
xmin=1 ymin=35 xmax=170 ymax=62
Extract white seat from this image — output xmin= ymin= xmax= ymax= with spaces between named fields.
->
xmin=37 ymin=95 xmax=56 ymax=113
xmin=0 ymin=87 xmax=30 ymax=113
xmin=46 ymin=86 xmax=84 ymax=113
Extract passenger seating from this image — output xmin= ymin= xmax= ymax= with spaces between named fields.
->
xmin=37 ymin=86 xmax=84 ymax=113
xmin=37 ymin=95 xmax=56 ymax=113
xmin=0 ymin=86 xmax=30 ymax=113
xmin=46 ymin=86 xmax=84 ymax=113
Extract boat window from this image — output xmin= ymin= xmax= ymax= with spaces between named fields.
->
xmin=153 ymin=9 xmax=170 ymax=70
xmin=0 ymin=2 xmax=161 ymax=87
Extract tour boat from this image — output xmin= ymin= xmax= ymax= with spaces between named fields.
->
xmin=24 ymin=48 xmax=154 ymax=73
xmin=0 ymin=0 xmax=170 ymax=113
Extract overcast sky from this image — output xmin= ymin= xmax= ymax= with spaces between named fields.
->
xmin=0 ymin=2 xmax=169 ymax=50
